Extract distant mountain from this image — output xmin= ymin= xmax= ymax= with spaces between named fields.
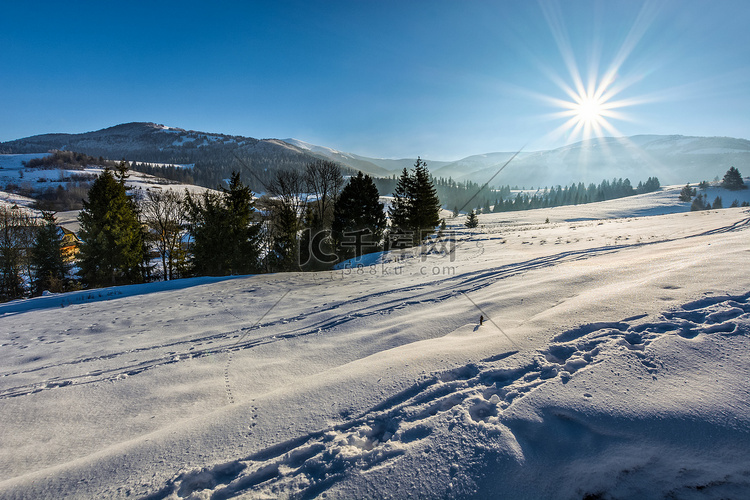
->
xmin=0 ymin=123 xmax=378 ymax=189
xmin=282 ymin=138 xmax=453 ymax=177
xmin=463 ymin=135 xmax=750 ymax=188
xmin=275 ymin=135 xmax=750 ymax=187
xmin=431 ymin=152 xmax=530 ymax=181
xmin=281 ymin=138 xmax=394 ymax=177
xmin=2 ymin=124 xmax=747 ymax=189
xmin=359 ymin=156 xmax=453 ymax=174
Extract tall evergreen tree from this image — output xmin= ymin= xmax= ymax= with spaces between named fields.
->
xmin=410 ymin=157 xmax=441 ymax=243
xmin=332 ymin=172 xmax=386 ymax=261
xmin=78 ymin=169 xmax=146 ymax=287
xmin=223 ymin=172 xmax=262 ymax=274
xmin=31 ymin=212 xmax=68 ymax=295
xmin=114 ymin=160 xmax=130 ymax=183
xmin=187 ymin=172 xmax=260 ymax=276
xmin=388 ymin=167 xmax=412 ymax=233
xmin=266 ymin=202 xmax=300 ymax=272
xmin=187 ymin=190 xmax=228 ymax=276
xmin=465 ymin=209 xmax=479 ymax=229
xmin=388 ymin=159 xmax=441 ymax=247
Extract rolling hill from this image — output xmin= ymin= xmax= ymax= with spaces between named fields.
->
xmin=3 ymin=124 xmax=749 ymax=189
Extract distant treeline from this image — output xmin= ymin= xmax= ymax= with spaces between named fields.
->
xmin=374 ymin=175 xmax=660 ymax=213
xmin=132 ymin=156 xmax=268 ymax=189
xmin=19 ymin=150 xmax=661 ymax=216
xmin=23 ymin=150 xmax=118 ymax=170
xmin=130 ymin=156 xmax=362 ymax=191
xmin=373 ymin=176 xmax=501 ymax=213
xmin=129 ymin=162 xmax=196 ymax=185
xmin=486 ymin=177 xmax=661 ymax=213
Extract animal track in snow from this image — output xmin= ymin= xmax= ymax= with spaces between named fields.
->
xmin=147 ymin=291 xmax=750 ymax=499
xmin=0 ymin=245 xmax=666 ymax=401
xmin=5 ymin=217 xmax=748 ymax=401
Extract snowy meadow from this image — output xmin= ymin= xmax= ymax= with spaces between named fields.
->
xmin=1 ymin=185 xmax=750 ymax=499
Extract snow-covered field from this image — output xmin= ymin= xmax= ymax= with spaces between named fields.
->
xmin=2 ymin=187 xmax=750 ymax=499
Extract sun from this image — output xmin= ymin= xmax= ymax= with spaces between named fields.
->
xmin=575 ymin=94 xmax=605 ymax=125
xmin=530 ymin=1 xmax=665 ymax=145
xmin=543 ymin=75 xmax=632 ymax=144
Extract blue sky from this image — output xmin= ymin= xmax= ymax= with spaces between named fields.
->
xmin=2 ymin=0 xmax=749 ymax=160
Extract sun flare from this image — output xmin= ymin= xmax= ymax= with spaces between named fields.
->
xmin=531 ymin=1 xmax=666 ymax=146
xmin=575 ymin=95 xmax=605 ymax=124
xmin=541 ymin=72 xmax=641 ymax=145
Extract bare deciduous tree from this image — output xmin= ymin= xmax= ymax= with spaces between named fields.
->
xmin=262 ymin=169 xmax=310 ymax=272
xmin=305 ymin=160 xmax=343 ymax=228
xmin=0 ymin=205 xmax=39 ymax=301
xmin=266 ymin=169 xmax=309 ymax=219
xmin=141 ymin=189 xmax=187 ymax=280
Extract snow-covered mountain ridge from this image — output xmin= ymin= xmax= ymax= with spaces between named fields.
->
xmin=3 ymin=123 xmax=748 ymax=187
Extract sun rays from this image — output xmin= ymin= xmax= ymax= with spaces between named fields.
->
xmin=534 ymin=1 xmax=665 ymax=147
xmin=549 ymin=77 xmax=629 ymax=143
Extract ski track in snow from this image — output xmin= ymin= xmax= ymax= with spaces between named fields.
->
xmin=143 ymin=292 xmax=750 ymax=500
xmin=3 ymin=215 xmax=748 ymax=401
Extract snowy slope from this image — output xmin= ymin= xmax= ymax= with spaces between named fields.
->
xmin=0 ymin=153 xmax=219 ymax=212
xmin=1 ymin=188 xmax=750 ymax=499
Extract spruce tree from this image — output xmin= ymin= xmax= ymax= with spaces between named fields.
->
xmin=721 ymin=167 xmax=746 ymax=190
xmin=465 ymin=209 xmax=479 ymax=229
xmin=691 ymin=194 xmax=709 ymax=211
xmin=267 ymin=202 xmax=299 ymax=272
xmin=78 ymin=169 xmax=146 ymax=287
xmin=223 ymin=172 xmax=261 ymax=274
xmin=388 ymin=158 xmax=441 ymax=247
xmin=114 ymin=160 xmax=130 ymax=183
xmin=187 ymin=172 xmax=260 ymax=276
xmin=31 ymin=212 xmax=68 ymax=295
xmin=679 ymin=183 xmax=695 ymax=202
xmin=389 ymin=167 xmax=412 ymax=233
xmin=332 ymin=172 xmax=386 ymax=261
xmin=388 ymin=167 xmax=413 ymax=250
xmin=409 ymin=157 xmax=441 ymax=244
xmin=187 ymin=190 xmax=229 ymax=276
